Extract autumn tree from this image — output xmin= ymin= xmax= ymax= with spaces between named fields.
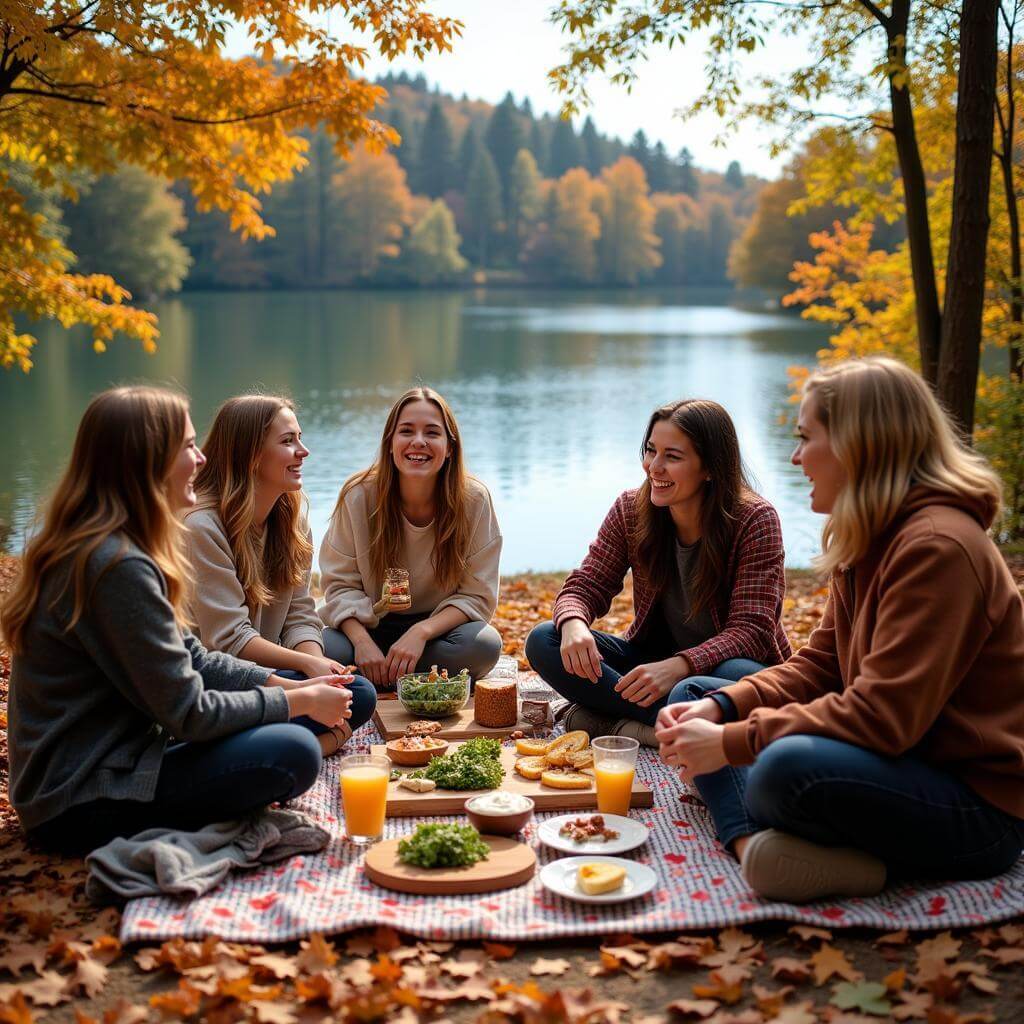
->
xmin=0 ymin=1 xmax=459 ymax=370
xmin=549 ymin=168 xmax=603 ymax=283
xmin=403 ymin=199 xmax=467 ymax=284
xmin=507 ymin=149 xmax=544 ymax=252
xmin=596 ymin=158 xmax=661 ymax=284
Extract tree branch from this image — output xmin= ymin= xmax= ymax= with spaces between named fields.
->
xmin=855 ymin=0 xmax=891 ymax=29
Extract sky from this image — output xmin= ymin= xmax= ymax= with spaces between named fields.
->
xmin=233 ymin=1 xmax=846 ymax=180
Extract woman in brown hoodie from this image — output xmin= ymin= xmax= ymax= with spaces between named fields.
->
xmin=656 ymin=357 xmax=1024 ymax=903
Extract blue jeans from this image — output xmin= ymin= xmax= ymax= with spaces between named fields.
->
xmin=275 ymin=669 xmax=377 ymax=735
xmin=29 ymin=723 xmax=322 ymax=856
xmin=524 ymin=620 xmax=764 ymax=726
xmin=668 ymin=677 xmax=1024 ymax=880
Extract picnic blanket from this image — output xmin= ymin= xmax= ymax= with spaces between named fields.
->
xmin=119 ymin=716 xmax=1024 ymax=943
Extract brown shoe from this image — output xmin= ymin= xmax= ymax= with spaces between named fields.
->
xmin=317 ymin=723 xmax=353 ymax=757
xmin=740 ymin=829 xmax=886 ymax=903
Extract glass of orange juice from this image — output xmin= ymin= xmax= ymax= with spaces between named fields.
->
xmin=592 ymin=736 xmax=639 ymax=816
xmin=339 ymin=754 xmax=390 ymax=845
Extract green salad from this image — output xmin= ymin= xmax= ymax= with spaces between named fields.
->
xmin=409 ymin=737 xmax=504 ymax=790
xmin=398 ymin=666 xmax=470 ymax=717
xmin=397 ymin=822 xmax=491 ymax=868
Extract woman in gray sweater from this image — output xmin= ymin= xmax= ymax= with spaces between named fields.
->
xmin=2 ymin=387 xmax=352 ymax=855
xmin=186 ymin=395 xmax=376 ymax=755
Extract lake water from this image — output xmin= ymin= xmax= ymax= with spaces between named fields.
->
xmin=0 ymin=288 xmax=832 ymax=571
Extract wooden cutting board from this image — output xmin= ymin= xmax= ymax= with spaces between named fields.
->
xmin=373 ymin=696 xmax=527 ymax=740
xmin=364 ymin=835 xmax=536 ymax=895
xmin=374 ymin=743 xmax=654 ymax=816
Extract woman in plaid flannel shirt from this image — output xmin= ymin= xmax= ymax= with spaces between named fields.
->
xmin=525 ymin=399 xmax=790 ymax=746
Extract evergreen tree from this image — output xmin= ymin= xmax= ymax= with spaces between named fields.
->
xmin=580 ymin=116 xmax=605 ymax=174
xmin=595 ymin=157 xmax=661 ymax=284
xmin=547 ymin=117 xmax=583 ymax=177
xmin=676 ymin=147 xmax=699 ymax=197
xmin=403 ymin=199 xmax=467 ymax=283
xmin=417 ymin=100 xmax=456 ymax=198
xmin=724 ymin=159 xmax=745 ymax=190
xmin=388 ymin=105 xmax=417 ymax=179
xmin=464 ymin=136 xmax=502 ymax=266
xmin=647 ymin=141 xmax=673 ymax=192
xmin=456 ymin=123 xmax=481 ymax=191
xmin=484 ymin=91 xmax=526 ymax=211
xmin=507 ymin=148 xmax=543 ymax=255
xmin=64 ymin=166 xmax=191 ymax=295
xmin=705 ymin=196 xmax=735 ymax=284
xmin=627 ymin=130 xmax=651 ymax=176
xmin=529 ymin=118 xmax=548 ymax=173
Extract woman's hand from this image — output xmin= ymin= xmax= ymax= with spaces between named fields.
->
xmin=298 ymin=652 xmax=350 ymax=678
xmin=614 ymin=656 xmax=689 ymax=707
xmin=655 ymin=696 xmax=723 ymax=737
xmin=384 ymin=626 xmax=427 ymax=684
xmin=657 ymin=717 xmax=728 ymax=782
xmin=559 ymin=619 xmax=603 ymax=682
xmin=354 ymin=637 xmax=388 ymax=688
xmin=286 ymin=680 xmax=353 ymax=726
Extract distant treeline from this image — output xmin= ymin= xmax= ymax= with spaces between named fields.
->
xmin=26 ymin=73 xmax=768 ymax=295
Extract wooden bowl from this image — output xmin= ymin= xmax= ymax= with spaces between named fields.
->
xmin=385 ymin=738 xmax=449 ymax=767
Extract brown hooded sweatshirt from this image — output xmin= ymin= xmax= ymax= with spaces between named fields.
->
xmin=720 ymin=487 xmax=1024 ymax=819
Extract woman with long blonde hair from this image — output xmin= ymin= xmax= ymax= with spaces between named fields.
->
xmin=657 ymin=358 xmax=1024 ymax=902
xmin=2 ymin=387 xmax=352 ymax=854
xmin=186 ymin=395 xmax=376 ymax=755
xmin=319 ymin=387 xmax=502 ymax=689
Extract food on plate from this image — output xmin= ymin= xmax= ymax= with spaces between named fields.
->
xmin=558 ymin=815 xmax=621 ymax=844
xmin=577 ymin=862 xmax=626 ymax=895
xmin=540 ymin=768 xmax=592 ymax=790
xmin=409 ymin=737 xmax=504 ymax=790
xmin=467 ymin=792 xmax=533 ymax=814
xmin=515 ymin=736 xmax=553 ymax=757
xmin=398 ymin=666 xmax=471 ymax=718
xmin=473 ymin=678 xmax=518 ymax=728
xmin=397 ymin=823 xmax=490 ymax=868
xmin=405 ymin=720 xmax=444 ymax=737
xmin=390 ymin=735 xmax=447 ymax=751
xmin=398 ymin=777 xmax=437 ymax=793
xmin=544 ymin=730 xmax=590 ymax=766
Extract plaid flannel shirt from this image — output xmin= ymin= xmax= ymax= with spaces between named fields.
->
xmin=552 ymin=489 xmax=792 ymax=675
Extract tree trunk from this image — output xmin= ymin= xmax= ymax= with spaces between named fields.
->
xmin=886 ymin=0 xmax=943 ymax=384
xmin=937 ymin=0 xmax=999 ymax=436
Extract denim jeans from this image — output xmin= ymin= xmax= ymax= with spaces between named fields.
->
xmin=275 ymin=670 xmax=377 ymax=734
xmin=324 ymin=614 xmax=502 ymax=687
xmin=524 ymin=620 xmax=765 ymax=726
xmin=29 ymin=723 xmax=323 ymax=856
xmin=668 ymin=677 xmax=1024 ymax=880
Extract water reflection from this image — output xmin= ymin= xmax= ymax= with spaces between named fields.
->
xmin=0 ymin=288 xmax=831 ymax=570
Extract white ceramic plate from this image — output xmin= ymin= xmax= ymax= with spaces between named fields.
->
xmin=539 ymin=855 xmax=657 ymax=904
xmin=537 ymin=814 xmax=649 ymax=856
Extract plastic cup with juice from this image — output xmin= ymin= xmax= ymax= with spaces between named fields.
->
xmin=592 ymin=736 xmax=639 ymax=816
xmin=339 ymin=754 xmax=390 ymax=845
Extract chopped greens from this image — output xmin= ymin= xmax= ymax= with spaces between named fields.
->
xmin=409 ymin=737 xmax=504 ymax=790
xmin=397 ymin=823 xmax=491 ymax=868
xmin=398 ymin=667 xmax=470 ymax=716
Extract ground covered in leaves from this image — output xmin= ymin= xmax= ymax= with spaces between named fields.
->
xmin=1 ymin=556 xmax=1023 ymax=1023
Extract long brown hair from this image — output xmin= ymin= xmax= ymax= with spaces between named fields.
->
xmin=806 ymin=357 xmax=1002 ymax=574
xmin=192 ymin=395 xmax=313 ymax=612
xmin=1 ymin=386 xmax=191 ymax=654
xmin=335 ymin=387 xmax=472 ymax=593
xmin=633 ymin=399 xmax=753 ymax=618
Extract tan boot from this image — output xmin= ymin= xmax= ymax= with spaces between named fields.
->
xmin=317 ymin=723 xmax=353 ymax=757
xmin=740 ymin=828 xmax=886 ymax=903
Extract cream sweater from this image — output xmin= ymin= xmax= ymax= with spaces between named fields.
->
xmin=184 ymin=507 xmax=324 ymax=657
xmin=319 ymin=476 xmax=502 ymax=630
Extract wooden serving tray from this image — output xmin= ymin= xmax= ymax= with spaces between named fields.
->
xmin=364 ymin=835 xmax=536 ymax=895
xmin=373 ymin=696 xmax=527 ymax=741
xmin=374 ymin=743 xmax=654 ymax=817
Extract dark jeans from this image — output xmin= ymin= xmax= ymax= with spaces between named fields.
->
xmin=524 ymin=620 xmax=765 ymax=726
xmin=668 ymin=676 xmax=1024 ymax=880
xmin=324 ymin=613 xmax=502 ymax=687
xmin=29 ymin=723 xmax=322 ymax=856
xmin=275 ymin=670 xmax=377 ymax=735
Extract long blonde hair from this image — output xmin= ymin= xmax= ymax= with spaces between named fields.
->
xmin=807 ymin=357 xmax=1002 ymax=575
xmin=192 ymin=395 xmax=313 ymax=612
xmin=1 ymin=386 xmax=192 ymax=654
xmin=336 ymin=387 xmax=472 ymax=593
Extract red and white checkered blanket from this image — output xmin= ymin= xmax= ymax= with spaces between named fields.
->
xmin=119 ymin=720 xmax=1024 ymax=943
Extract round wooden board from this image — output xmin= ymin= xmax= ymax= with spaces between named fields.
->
xmin=364 ymin=835 xmax=536 ymax=895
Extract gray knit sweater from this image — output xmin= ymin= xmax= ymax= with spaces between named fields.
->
xmin=8 ymin=535 xmax=289 ymax=831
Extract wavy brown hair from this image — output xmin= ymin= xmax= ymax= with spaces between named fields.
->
xmin=336 ymin=387 xmax=471 ymax=593
xmin=633 ymin=399 xmax=754 ymax=618
xmin=1 ymin=386 xmax=191 ymax=654
xmin=192 ymin=395 xmax=313 ymax=612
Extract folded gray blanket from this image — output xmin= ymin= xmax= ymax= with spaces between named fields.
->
xmin=85 ymin=808 xmax=330 ymax=902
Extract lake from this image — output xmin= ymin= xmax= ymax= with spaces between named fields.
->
xmin=0 ymin=288 xmax=832 ymax=572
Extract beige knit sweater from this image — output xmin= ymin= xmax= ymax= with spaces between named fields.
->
xmin=319 ymin=476 xmax=502 ymax=630
xmin=184 ymin=506 xmax=324 ymax=657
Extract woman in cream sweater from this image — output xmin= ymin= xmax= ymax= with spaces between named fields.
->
xmin=320 ymin=387 xmax=502 ymax=691
xmin=186 ymin=395 xmax=376 ymax=754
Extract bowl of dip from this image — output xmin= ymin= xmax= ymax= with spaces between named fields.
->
xmin=464 ymin=792 xmax=535 ymax=836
